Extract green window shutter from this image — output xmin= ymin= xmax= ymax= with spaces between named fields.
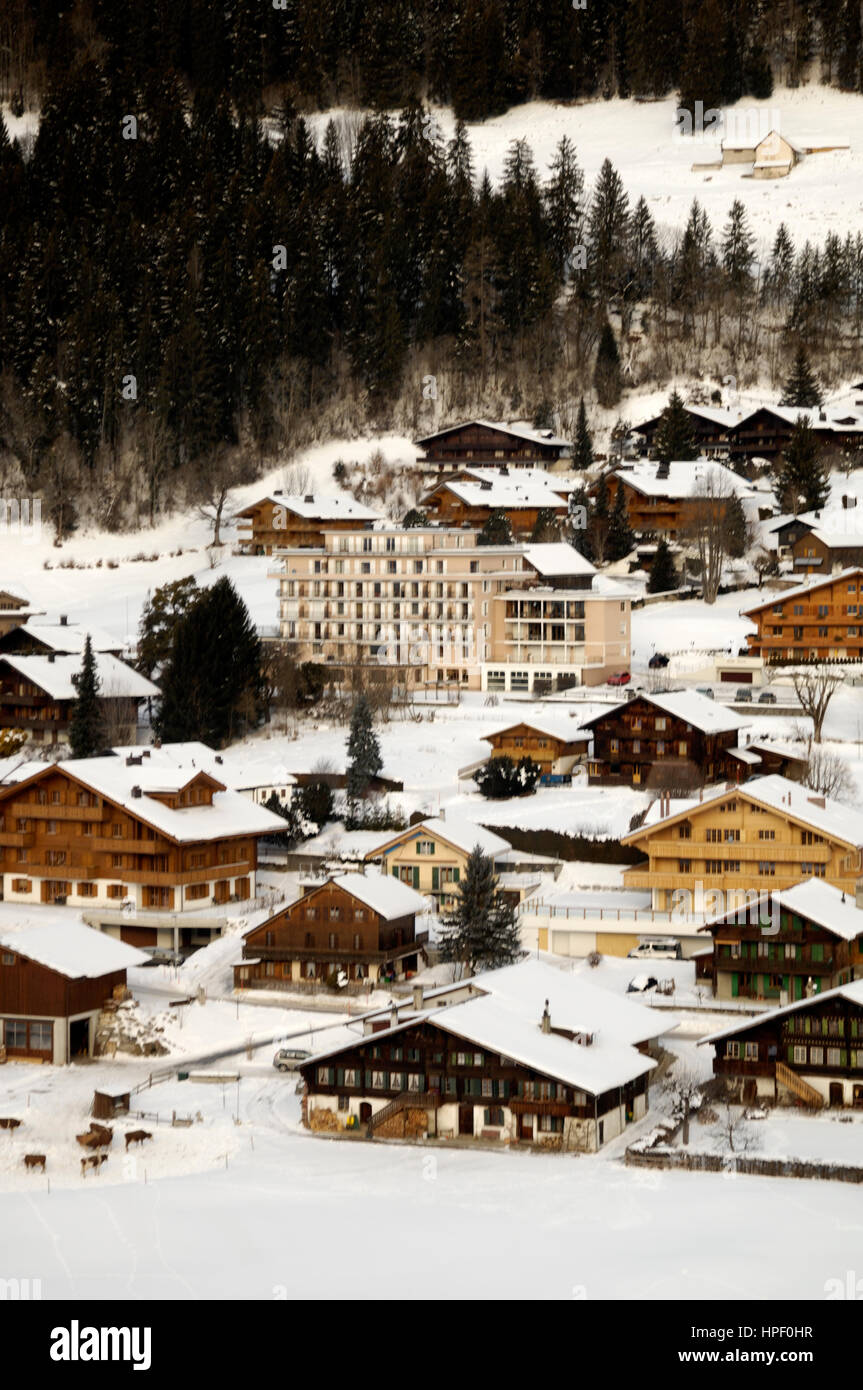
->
xmin=731 ymin=973 xmax=738 ymax=998
xmin=432 ymin=867 xmax=439 ymax=890
xmin=413 ymin=866 xmax=419 ymax=889
xmin=453 ymin=867 xmax=460 ymax=883
xmin=392 ymin=865 xmax=398 ymax=878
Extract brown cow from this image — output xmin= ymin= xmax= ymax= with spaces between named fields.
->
xmin=88 ymin=1123 xmax=113 ymax=1145
xmin=81 ymin=1154 xmax=108 ymax=1175
xmin=23 ymin=1154 xmax=46 ymax=1171
xmin=0 ymin=1118 xmax=21 ymax=1131
xmin=124 ymin=1130 xmax=153 ymax=1149
xmin=76 ymin=1132 xmax=101 ymax=1149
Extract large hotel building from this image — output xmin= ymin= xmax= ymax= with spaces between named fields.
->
xmin=270 ymin=528 xmax=630 ymax=693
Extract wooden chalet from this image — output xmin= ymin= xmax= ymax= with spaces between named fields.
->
xmin=790 ymin=526 xmax=863 ymax=577
xmin=298 ymin=959 xmax=657 ymax=1149
xmin=701 ymin=878 xmax=863 ymax=1004
xmin=606 ymin=459 xmax=754 ymax=541
xmin=621 ymin=773 xmax=863 ymax=910
xmin=0 ymin=587 xmax=43 ymax=637
xmin=702 ymin=977 xmax=863 ymax=1109
xmin=742 ymin=568 xmax=863 ymax=662
xmin=415 ymin=421 xmax=571 ymax=474
xmin=234 ymin=873 xmax=427 ymax=991
xmin=365 ymin=818 xmax=511 ymax=911
xmin=0 ymin=754 xmax=286 ymax=940
xmin=0 ymin=923 xmax=146 ymax=1064
xmin=236 ymin=492 xmax=381 ymax=555
xmin=0 ymin=618 xmax=124 ymax=658
xmin=481 ymin=719 xmax=590 ymax=778
xmin=419 ymin=473 xmax=569 ymax=537
xmin=633 ymin=404 xmax=742 ymax=458
xmin=0 ymin=652 xmax=158 ymax=746
xmin=582 ymin=691 xmax=745 ymax=788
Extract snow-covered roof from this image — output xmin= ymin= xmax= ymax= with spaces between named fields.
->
xmin=237 ymin=493 xmax=381 ymax=521
xmin=614 ymin=458 xmax=755 ymax=501
xmin=748 ymin=404 xmax=863 ymax=433
xmin=0 ymin=922 xmax=148 ymax=978
xmin=728 ymin=747 xmax=761 ymax=765
xmin=521 ymin=543 xmax=596 ymax=577
xmin=416 ymin=420 xmax=571 ymax=449
xmin=0 ymin=653 xmax=158 ymax=700
xmin=0 ymin=755 xmax=287 ymax=844
xmin=702 ymin=878 xmax=863 ymax=943
xmin=367 ymin=818 xmax=511 ymax=861
xmin=581 ymin=689 xmax=745 ymax=736
xmin=482 ymin=716 xmax=591 ymax=745
xmin=326 ymin=872 xmax=426 ymax=919
xmin=5 ymin=622 xmax=122 ymax=653
xmin=742 ymin=567 xmax=863 ymax=613
xmin=460 ymin=467 xmax=578 ymax=493
xmin=700 ymin=977 xmax=863 ymax=1048
xmin=308 ymin=958 xmax=657 ymax=1095
xmin=629 ymin=774 xmax=863 ymax=850
xmin=422 ymin=477 xmax=570 ymax=510
xmin=111 ymin=743 xmax=298 ymax=793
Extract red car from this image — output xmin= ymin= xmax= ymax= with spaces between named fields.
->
xmin=607 ymin=671 xmax=631 ymax=686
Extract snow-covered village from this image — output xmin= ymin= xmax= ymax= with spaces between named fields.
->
xmin=5 ymin=1 xmax=863 ymax=1339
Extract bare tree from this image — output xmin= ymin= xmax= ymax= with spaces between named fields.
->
xmin=193 ymin=447 xmax=239 ymax=547
xmin=663 ymin=1064 xmax=702 ymax=1146
xmin=681 ymin=471 xmax=736 ymax=605
xmin=790 ymin=667 xmax=844 ymax=744
xmin=800 ymin=739 xmax=855 ymax=802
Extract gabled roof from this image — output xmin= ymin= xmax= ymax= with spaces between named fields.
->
xmin=0 ymin=923 xmax=148 ymax=978
xmin=0 ymin=756 xmax=286 ymax=845
xmin=699 ymin=976 xmax=863 ymax=1048
xmin=742 ymin=567 xmax=863 ymax=615
xmin=237 ymin=493 xmax=381 ymax=522
xmin=482 ymin=717 xmax=591 ymax=746
xmin=367 ymin=818 xmax=511 ymax=861
xmin=613 ymin=458 xmax=755 ymax=502
xmin=580 ymin=689 xmax=745 ymax=737
xmin=416 ymin=420 xmax=571 ymax=449
xmin=0 ymin=653 xmax=158 ymax=700
xmin=520 ymin=543 xmax=595 ymax=577
xmin=623 ymin=774 xmax=863 ymax=852
xmin=323 ymin=872 xmax=426 ymax=919
xmin=703 ymin=877 xmax=863 ymax=943
xmin=421 ymin=477 xmax=570 ymax=511
xmin=2 ymin=622 xmax=122 ymax=654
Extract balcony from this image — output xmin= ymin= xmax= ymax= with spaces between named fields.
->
xmin=26 ymin=804 xmax=109 ymax=822
xmin=0 ymin=831 xmax=35 ymax=848
xmin=249 ymin=931 xmax=428 ymax=965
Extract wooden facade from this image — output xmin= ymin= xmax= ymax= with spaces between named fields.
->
xmin=0 ymin=765 xmax=257 ymax=913
xmin=743 ymin=569 xmax=863 ymax=661
xmin=415 ymin=422 xmax=570 ymax=471
xmin=0 ymin=590 xmax=39 ymax=637
xmin=584 ymin=695 xmax=741 ymax=788
xmin=0 ymin=948 xmax=126 ymax=1063
xmin=622 ymin=780 xmax=863 ymax=909
xmin=0 ymin=658 xmax=147 ymax=745
xmin=234 ymin=878 xmax=426 ymax=990
xmin=708 ymin=990 xmax=863 ymax=1108
xmin=299 ymin=1016 xmax=649 ymax=1148
xmin=607 ymin=473 xmax=734 ymax=541
xmin=482 ymin=722 xmax=589 ymax=776
xmin=420 ymin=482 xmax=567 ymax=536
xmin=236 ymin=495 xmax=377 ymax=555
xmin=704 ymin=900 xmax=862 ymax=1003
xmin=790 ymin=530 xmax=863 ymax=577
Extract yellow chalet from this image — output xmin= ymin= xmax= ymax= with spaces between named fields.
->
xmin=365 ymin=818 xmax=511 ymax=910
xmin=481 ymin=719 xmax=590 ymax=778
xmin=621 ymin=774 xmax=863 ymax=910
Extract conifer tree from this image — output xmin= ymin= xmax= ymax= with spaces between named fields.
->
xmin=138 ymin=576 xmax=200 ymax=678
xmin=780 ymin=346 xmax=824 ymax=408
xmin=722 ymin=199 xmax=755 ymax=289
xmin=530 ymin=508 xmax=561 ymax=542
xmin=648 ymin=538 xmax=677 ymax=593
xmin=346 ymin=694 xmax=383 ymax=801
xmin=477 ymin=509 xmax=514 ymax=546
xmin=573 ymin=397 xmax=594 ymax=470
xmin=722 ymin=491 xmax=748 ymax=558
xmin=567 ymin=484 xmax=594 ymax=559
xmin=607 ymin=479 xmax=635 ymax=560
xmin=776 ymin=419 xmax=830 ymax=515
xmin=593 ymin=320 xmax=622 ymax=407
xmin=438 ymin=846 xmax=522 ymax=976
xmin=68 ymin=635 xmax=107 ymax=758
xmin=655 ymin=391 xmax=697 ymax=464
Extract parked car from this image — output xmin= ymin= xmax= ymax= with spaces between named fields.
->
xmin=695 ymin=686 xmax=714 ymax=699
xmin=735 ymin=688 xmax=753 ymax=702
xmin=627 ymin=975 xmax=659 ymax=994
xmin=628 ymin=938 xmax=682 ymax=961
xmin=273 ymin=1047 xmax=311 ymax=1073
xmin=758 ymin=690 xmax=777 ymax=704
xmin=607 ymin=671 xmax=631 ymax=687
xmin=140 ymin=947 xmax=185 ymax=966
xmin=648 ymin=652 xmax=670 ymax=669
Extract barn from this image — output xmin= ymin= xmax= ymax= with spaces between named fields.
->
xmin=0 ymin=923 xmax=146 ymax=1064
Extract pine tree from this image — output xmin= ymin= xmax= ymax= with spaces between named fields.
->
xmin=678 ymin=0 xmax=725 ymax=116
xmin=573 ymin=397 xmax=594 ymax=470
xmin=567 ymin=484 xmax=594 ymax=558
xmin=593 ymin=320 xmax=622 ymax=407
xmin=477 ymin=509 xmax=514 ymax=546
xmin=606 ymin=478 xmax=635 ymax=560
xmin=780 ymin=346 xmax=824 ymax=408
xmin=438 ymin=846 xmax=522 ymax=975
xmin=346 ymin=694 xmax=383 ymax=801
xmin=403 ymin=508 xmax=427 ymax=527
xmin=648 ymin=538 xmax=677 ymax=593
xmin=776 ymin=418 xmax=830 ymax=515
xmin=722 ymin=199 xmax=755 ymax=289
xmin=68 ymin=636 xmax=107 ymax=758
xmin=588 ymin=159 xmax=630 ymax=304
xmin=154 ymin=579 xmax=264 ymax=746
xmin=722 ymin=491 xmax=748 ymax=558
xmin=530 ymin=508 xmax=561 ymax=542
xmin=655 ymin=391 xmax=697 ymax=464
xmin=138 ymin=576 xmax=200 ymax=677
xmin=543 ymin=136 xmax=584 ymax=282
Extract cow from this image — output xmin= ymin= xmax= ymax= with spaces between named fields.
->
xmin=76 ymin=1132 xmax=101 ymax=1149
xmin=124 ymin=1130 xmax=153 ymax=1149
xmin=23 ymin=1154 xmax=46 ymax=1171
xmin=88 ymin=1123 xmax=113 ymax=1145
xmin=81 ymin=1154 xmax=108 ymax=1175
xmin=0 ymin=1118 xmax=21 ymax=1131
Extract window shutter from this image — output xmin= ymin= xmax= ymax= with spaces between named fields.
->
xmin=413 ymin=866 xmax=419 ymax=889
xmin=392 ymin=865 xmax=398 ymax=878
xmin=432 ymin=867 xmax=439 ymax=890
xmin=453 ymin=867 xmax=460 ymax=883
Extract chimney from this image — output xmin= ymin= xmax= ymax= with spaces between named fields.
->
xmin=808 ymin=795 xmax=826 ymax=810
xmin=59 ymin=614 xmax=68 ymax=626
xmin=389 ymin=1003 xmax=399 ymax=1030
xmin=125 ymin=754 xmax=142 ymax=767
xmin=304 ymin=494 xmax=314 ymax=504
xmin=412 ymin=983 xmax=424 ymax=1010
xmin=48 ymin=652 xmax=55 ymax=663
xmin=131 ymin=785 xmax=142 ymax=798
xmin=541 ymin=999 xmax=551 ymax=1034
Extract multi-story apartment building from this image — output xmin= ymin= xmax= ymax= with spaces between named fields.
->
xmin=621 ymin=774 xmax=863 ymax=911
xmin=271 ymin=529 xmax=630 ymax=692
xmin=743 ymin=568 xmax=863 ymax=661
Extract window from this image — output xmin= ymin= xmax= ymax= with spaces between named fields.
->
xmin=29 ymin=1022 xmax=52 ymax=1050
xmin=758 ymin=829 xmax=775 ymax=841
xmin=792 ymin=1046 xmax=807 ymax=1064
xmin=758 ymin=862 xmax=776 ymax=876
xmin=1 ymin=952 xmax=14 ymax=965
xmin=484 ymin=1107 xmax=505 ymax=1127
xmin=344 ymin=1069 xmax=357 ymax=1087
xmin=538 ymin=1115 xmax=563 ymax=1133
xmin=372 ymin=1071 xmax=388 ymax=1089
xmin=328 ymin=933 xmax=338 ymax=949
xmin=416 ymin=840 xmax=435 ymax=856
xmin=744 ymin=1043 xmax=759 ymax=1060
xmin=809 ymin=1047 xmax=823 ymax=1067
xmin=826 ymin=1048 xmax=842 ymax=1068
xmin=655 ymin=717 xmax=667 ymax=731
xmin=678 ymin=859 xmax=691 ymax=872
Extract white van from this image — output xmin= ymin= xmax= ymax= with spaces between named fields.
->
xmin=627 ymin=937 xmax=682 ymax=961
